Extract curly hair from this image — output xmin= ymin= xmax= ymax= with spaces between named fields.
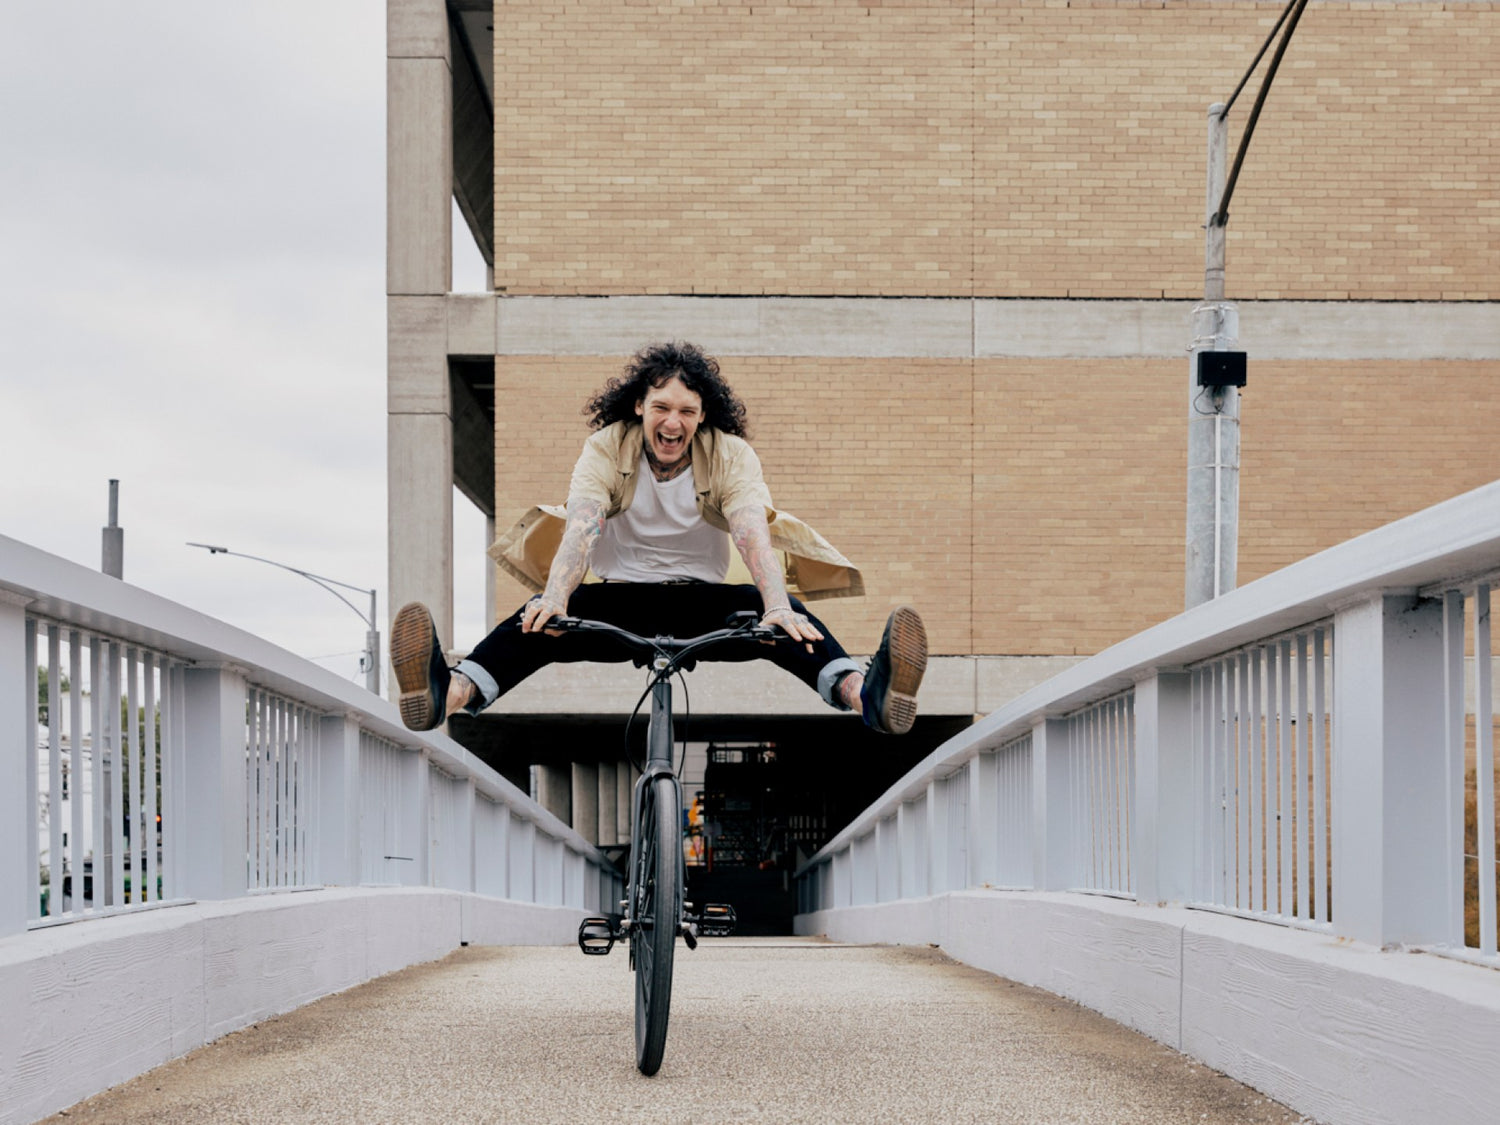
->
xmin=583 ymin=341 xmax=750 ymax=437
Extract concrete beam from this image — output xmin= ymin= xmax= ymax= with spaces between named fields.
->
xmin=470 ymin=295 xmax=1500 ymax=361
xmin=486 ymin=654 xmax=988 ymax=718
xmin=389 ymin=296 xmax=449 ymax=413
xmin=446 ymin=294 xmax=498 ymax=357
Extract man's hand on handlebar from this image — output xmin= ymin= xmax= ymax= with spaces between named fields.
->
xmin=521 ymin=594 xmax=569 ymax=634
xmin=760 ymin=605 xmax=823 ymax=653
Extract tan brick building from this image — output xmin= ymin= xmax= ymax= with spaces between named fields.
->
xmin=388 ymin=0 xmax=1500 ymax=886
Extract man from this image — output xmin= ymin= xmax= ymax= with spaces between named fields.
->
xmin=391 ymin=341 xmax=927 ymax=735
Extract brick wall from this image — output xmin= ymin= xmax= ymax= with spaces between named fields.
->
xmin=493 ymin=355 xmax=1500 ymax=657
xmin=495 ymin=1 xmax=1500 ymax=299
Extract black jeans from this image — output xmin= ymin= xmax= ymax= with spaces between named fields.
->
xmin=455 ymin=583 xmax=858 ymax=711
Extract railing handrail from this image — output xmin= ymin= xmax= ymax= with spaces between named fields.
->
xmin=799 ymin=477 xmax=1500 ymax=875
xmin=1 ymin=533 xmax=605 ymax=862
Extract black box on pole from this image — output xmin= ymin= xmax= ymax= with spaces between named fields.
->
xmin=1197 ymin=350 xmax=1247 ymax=388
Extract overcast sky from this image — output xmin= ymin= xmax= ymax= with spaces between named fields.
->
xmin=0 ymin=5 xmax=491 ymax=687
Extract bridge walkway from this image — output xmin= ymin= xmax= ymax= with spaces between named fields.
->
xmin=44 ymin=938 xmax=1312 ymax=1124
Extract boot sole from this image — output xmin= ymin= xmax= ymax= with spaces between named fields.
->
xmin=391 ymin=602 xmax=440 ymax=731
xmin=880 ymin=605 xmax=927 ymax=735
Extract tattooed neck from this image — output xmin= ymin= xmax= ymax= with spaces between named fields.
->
xmin=646 ymin=450 xmax=693 ymax=482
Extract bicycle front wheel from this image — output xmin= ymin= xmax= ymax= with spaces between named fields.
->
xmin=632 ymin=774 xmax=680 ymax=1076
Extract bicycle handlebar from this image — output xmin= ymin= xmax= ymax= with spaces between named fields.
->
xmin=546 ymin=612 xmax=783 ymax=673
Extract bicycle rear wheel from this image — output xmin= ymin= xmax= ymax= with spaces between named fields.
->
xmin=632 ymin=774 xmax=680 ymax=1075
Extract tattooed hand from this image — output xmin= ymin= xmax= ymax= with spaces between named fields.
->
xmin=761 ymin=605 xmax=823 ymax=652
xmin=520 ymin=594 xmax=569 ymax=634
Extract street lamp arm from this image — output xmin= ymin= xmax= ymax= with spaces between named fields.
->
xmin=186 ymin=543 xmax=376 ymax=627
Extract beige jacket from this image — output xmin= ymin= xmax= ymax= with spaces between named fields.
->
xmin=488 ymin=421 xmax=864 ymax=601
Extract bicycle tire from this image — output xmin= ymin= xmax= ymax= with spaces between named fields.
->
xmin=632 ymin=774 xmax=680 ymax=1075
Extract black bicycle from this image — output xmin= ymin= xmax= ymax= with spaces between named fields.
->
xmin=570 ymin=610 xmax=774 ymax=1075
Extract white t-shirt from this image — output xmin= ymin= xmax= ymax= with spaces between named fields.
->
xmin=591 ymin=453 xmax=732 ymax=583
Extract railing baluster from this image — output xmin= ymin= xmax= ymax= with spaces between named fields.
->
xmin=69 ymin=632 xmax=84 ymax=918
xmin=88 ymin=638 xmax=103 ymax=914
xmin=159 ymin=662 xmax=178 ymax=903
xmin=1249 ymin=647 xmax=1263 ymax=913
xmin=1312 ymin=627 xmax=1329 ymax=924
xmin=25 ymin=619 xmax=39 ymax=922
xmin=1475 ymin=584 xmax=1496 ymax=955
xmin=1440 ymin=592 xmax=1466 ymax=946
xmin=47 ymin=626 xmax=62 ymax=918
xmin=108 ymin=643 xmax=125 ymax=910
xmin=1278 ymin=639 xmax=1293 ymax=919
xmin=1124 ymin=694 xmax=1135 ymax=894
xmin=142 ymin=654 xmax=157 ymax=904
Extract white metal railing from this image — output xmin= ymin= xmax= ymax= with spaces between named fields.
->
xmin=1189 ymin=626 xmax=1334 ymax=928
xmin=1067 ymin=691 xmax=1134 ymax=897
xmin=246 ymin=686 xmax=318 ymax=891
xmin=26 ymin=621 xmax=188 ymax=925
xmin=1433 ymin=577 xmax=1499 ymax=961
xmin=2 ymin=533 xmax=621 ymax=943
xmin=993 ymin=733 xmax=1032 ymax=888
xmin=795 ymin=479 xmax=1500 ymax=964
xmin=359 ymin=730 xmax=420 ymax=886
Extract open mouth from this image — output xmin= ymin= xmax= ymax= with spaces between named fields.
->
xmin=655 ymin=432 xmax=685 ymax=457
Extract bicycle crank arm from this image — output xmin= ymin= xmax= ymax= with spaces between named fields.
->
xmin=679 ymin=920 xmax=699 ymax=951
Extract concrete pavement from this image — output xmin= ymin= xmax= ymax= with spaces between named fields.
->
xmin=45 ymin=938 xmax=1317 ymax=1124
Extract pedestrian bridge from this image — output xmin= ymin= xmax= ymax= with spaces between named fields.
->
xmin=4 ymin=481 xmax=1499 ymax=1125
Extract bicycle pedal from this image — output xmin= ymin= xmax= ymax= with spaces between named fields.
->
xmin=577 ymin=915 xmax=619 ymax=955
xmin=698 ymin=903 xmax=738 ymax=937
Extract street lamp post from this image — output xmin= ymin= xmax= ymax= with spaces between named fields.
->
xmin=188 ymin=543 xmax=381 ymax=694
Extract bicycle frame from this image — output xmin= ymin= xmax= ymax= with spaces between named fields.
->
xmin=631 ymin=667 xmax=684 ymax=959
xmin=561 ymin=611 xmax=780 ymax=1074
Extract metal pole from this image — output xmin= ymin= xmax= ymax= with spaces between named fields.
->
xmin=101 ymin=479 xmax=124 ymax=579
xmin=365 ymin=588 xmax=381 ymax=695
xmin=1186 ymin=104 xmax=1241 ymax=610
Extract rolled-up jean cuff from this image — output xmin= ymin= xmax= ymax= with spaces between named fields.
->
xmin=818 ymin=657 xmax=862 ymax=710
xmin=454 ymin=659 xmax=500 ymax=713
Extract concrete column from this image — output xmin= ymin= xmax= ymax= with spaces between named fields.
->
xmin=570 ymin=761 xmax=599 ymax=843
xmin=388 ymin=0 xmax=451 ymax=295
xmin=597 ymin=762 xmax=619 ymax=848
xmin=179 ymin=666 xmax=250 ymax=900
xmin=315 ymin=715 xmax=362 ymax=886
xmin=1031 ymin=718 xmax=1073 ymax=891
xmin=617 ymin=761 xmax=638 ymax=846
xmin=0 ymin=595 xmax=32 ymax=936
xmin=1132 ymin=672 xmax=1195 ymax=906
xmin=532 ymin=762 xmax=571 ymax=826
xmin=389 ymin=297 xmax=454 ymax=673
xmin=388 ymin=0 xmax=455 ymax=689
xmin=1332 ymin=594 xmax=1449 ymax=947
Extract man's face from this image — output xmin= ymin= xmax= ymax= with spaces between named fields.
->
xmin=636 ymin=376 xmax=703 ymax=468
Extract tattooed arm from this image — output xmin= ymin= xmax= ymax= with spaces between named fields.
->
xmin=519 ymin=497 xmax=607 ymax=633
xmin=727 ymin=503 xmax=824 ymax=647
